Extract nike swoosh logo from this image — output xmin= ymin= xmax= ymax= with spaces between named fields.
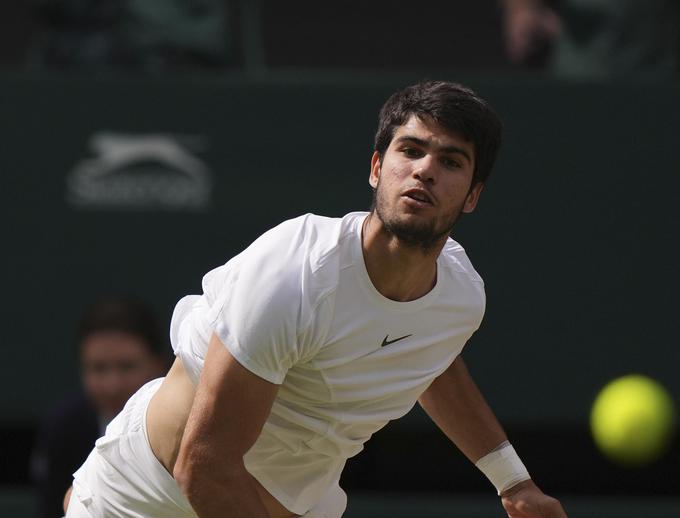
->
xmin=381 ymin=334 xmax=412 ymax=347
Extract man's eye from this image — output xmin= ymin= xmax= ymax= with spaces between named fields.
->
xmin=443 ymin=157 xmax=461 ymax=168
xmin=86 ymin=363 xmax=108 ymax=375
xmin=118 ymin=361 xmax=138 ymax=373
xmin=403 ymin=147 xmax=421 ymax=157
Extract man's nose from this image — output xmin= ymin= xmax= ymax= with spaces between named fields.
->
xmin=101 ymin=370 xmax=124 ymax=395
xmin=413 ymin=155 xmax=436 ymax=183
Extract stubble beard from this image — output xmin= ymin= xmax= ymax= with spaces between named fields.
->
xmin=372 ymin=182 xmax=462 ymax=253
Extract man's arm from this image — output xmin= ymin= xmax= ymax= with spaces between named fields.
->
xmin=419 ymin=356 xmax=567 ymax=518
xmin=173 ymin=333 xmax=282 ymax=518
xmin=419 ymin=355 xmax=508 ymax=461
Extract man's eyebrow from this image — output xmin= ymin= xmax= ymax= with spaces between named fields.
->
xmin=395 ymin=135 xmax=472 ymax=163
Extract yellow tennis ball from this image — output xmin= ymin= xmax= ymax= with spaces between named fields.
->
xmin=590 ymin=375 xmax=676 ymax=466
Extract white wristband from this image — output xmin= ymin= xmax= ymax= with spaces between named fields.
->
xmin=475 ymin=441 xmax=531 ymax=495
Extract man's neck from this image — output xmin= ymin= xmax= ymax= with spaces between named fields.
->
xmin=361 ymin=212 xmax=444 ymax=302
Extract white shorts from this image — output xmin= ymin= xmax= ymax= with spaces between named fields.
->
xmin=65 ymin=378 xmax=347 ymax=517
xmin=66 ymin=378 xmax=195 ymax=517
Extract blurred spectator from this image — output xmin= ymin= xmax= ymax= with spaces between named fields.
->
xmin=29 ymin=0 xmax=234 ymax=72
xmin=31 ymin=296 xmax=170 ymax=518
xmin=502 ymin=0 xmax=680 ymax=78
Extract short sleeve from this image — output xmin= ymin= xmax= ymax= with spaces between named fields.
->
xmin=211 ymin=216 xmax=316 ymax=384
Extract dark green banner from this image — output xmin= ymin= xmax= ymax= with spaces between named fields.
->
xmin=2 ymin=73 xmax=678 ymax=428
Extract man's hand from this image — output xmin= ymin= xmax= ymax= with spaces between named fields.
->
xmin=500 ymin=480 xmax=568 ymax=518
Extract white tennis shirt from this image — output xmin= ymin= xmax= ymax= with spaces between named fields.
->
xmin=170 ymin=212 xmax=485 ymax=514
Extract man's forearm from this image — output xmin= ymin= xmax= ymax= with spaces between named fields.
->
xmin=175 ymin=463 xmax=270 ymax=518
xmin=418 ymin=356 xmax=508 ymax=462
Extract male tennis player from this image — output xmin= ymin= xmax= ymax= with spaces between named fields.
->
xmin=65 ymin=81 xmax=567 ymax=517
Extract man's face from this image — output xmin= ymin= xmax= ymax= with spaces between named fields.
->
xmin=369 ymin=114 xmax=483 ymax=250
xmin=80 ymin=331 xmax=165 ymax=420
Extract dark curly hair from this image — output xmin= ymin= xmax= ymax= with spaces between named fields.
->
xmin=374 ymin=80 xmax=503 ymax=185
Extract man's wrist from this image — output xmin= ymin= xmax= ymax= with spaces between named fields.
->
xmin=499 ymin=478 xmax=535 ymax=498
xmin=475 ymin=442 xmax=531 ymax=495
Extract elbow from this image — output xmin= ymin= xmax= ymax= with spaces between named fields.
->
xmin=173 ymin=448 xmax=207 ymax=499
xmin=174 ymin=457 xmax=210 ymax=505
xmin=172 ymin=456 xmax=194 ymax=497
xmin=173 ymin=450 xmax=245 ymax=503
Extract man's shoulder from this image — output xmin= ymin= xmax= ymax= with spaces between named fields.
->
xmin=270 ymin=212 xmax=363 ymax=263
xmin=236 ymin=213 xmax=339 ymax=266
xmin=439 ymin=238 xmax=484 ymax=285
xmin=276 ymin=212 xmax=360 ymax=240
xmin=228 ymin=212 xmax=360 ymax=293
xmin=48 ymin=393 xmax=97 ymax=422
xmin=281 ymin=212 xmax=339 ymax=238
xmin=39 ymin=393 xmax=99 ymax=442
xmin=203 ymin=212 xmax=362 ymax=306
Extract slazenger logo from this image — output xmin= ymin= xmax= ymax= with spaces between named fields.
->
xmin=66 ymin=132 xmax=212 ymax=210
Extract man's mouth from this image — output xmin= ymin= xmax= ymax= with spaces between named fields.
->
xmin=402 ymin=188 xmax=434 ymax=205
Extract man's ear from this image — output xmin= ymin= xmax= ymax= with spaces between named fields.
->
xmin=369 ymin=151 xmax=381 ymax=189
xmin=462 ymin=181 xmax=484 ymax=213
